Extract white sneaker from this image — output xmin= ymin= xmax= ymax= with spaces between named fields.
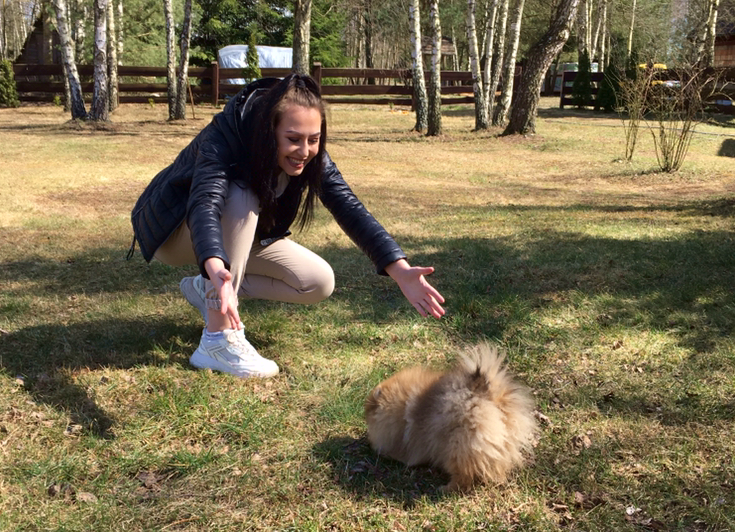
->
xmin=180 ymin=275 xmax=207 ymax=324
xmin=189 ymin=328 xmax=279 ymax=378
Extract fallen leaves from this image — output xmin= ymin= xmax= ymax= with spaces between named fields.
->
xmin=47 ymin=482 xmax=98 ymax=504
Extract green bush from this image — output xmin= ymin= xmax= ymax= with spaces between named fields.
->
xmin=0 ymin=60 xmax=20 ymax=108
xmin=596 ymin=60 xmax=621 ymax=113
xmin=571 ymin=50 xmax=593 ymax=109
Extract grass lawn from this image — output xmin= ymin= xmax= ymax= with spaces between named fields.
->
xmin=1 ymin=97 xmax=735 ymax=531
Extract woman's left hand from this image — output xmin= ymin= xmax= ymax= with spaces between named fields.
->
xmin=385 ymin=259 xmax=445 ymax=319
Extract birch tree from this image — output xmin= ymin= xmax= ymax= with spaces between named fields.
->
xmin=481 ymin=0 xmax=499 ymax=106
xmin=487 ymin=0 xmax=509 ymax=123
xmin=427 ymin=0 xmax=442 ymax=136
xmin=107 ymin=0 xmax=118 ymax=111
xmin=467 ymin=0 xmax=488 ymax=129
xmin=173 ymin=0 xmax=192 ymax=119
xmin=503 ymin=0 xmax=580 ymax=135
xmin=293 ymin=0 xmax=312 ymax=74
xmin=592 ymin=0 xmax=608 ymax=68
xmin=163 ymin=0 xmax=176 ymax=119
xmin=703 ymin=0 xmax=720 ymax=66
xmin=51 ymin=0 xmax=87 ymax=119
xmin=493 ymin=0 xmax=524 ymax=126
xmin=627 ymin=0 xmax=636 ymax=59
xmin=73 ymin=0 xmax=86 ymax=61
xmin=116 ymin=0 xmax=123 ymax=64
xmin=409 ymin=0 xmax=428 ymax=132
xmin=90 ymin=0 xmax=109 ymax=121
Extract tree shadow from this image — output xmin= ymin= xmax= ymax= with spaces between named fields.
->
xmin=0 ymin=317 xmax=198 ymax=439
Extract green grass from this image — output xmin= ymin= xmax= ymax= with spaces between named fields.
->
xmin=1 ymin=100 xmax=735 ymax=530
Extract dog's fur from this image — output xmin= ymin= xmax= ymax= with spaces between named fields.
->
xmin=364 ymin=343 xmax=537 ymax=492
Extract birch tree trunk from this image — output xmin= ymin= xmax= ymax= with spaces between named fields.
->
xmin=427 ymin=0 xmax=442 ymax=136
xmin=493 ymin=0 xmax=524 ymax=126
xmin=173 ymin=0 xmax=192 ymax=119
xmin=467 ymin=0 xmax=488 ymax=129
xmin=595 ymin=0 xmax=607 ymax=68
xmin=73 ymin=0 xmax=86 ymax=61
xmin=163 ymin=0 xmax=176 ymax=119
xmin=409 ymin=0 xmax=428 ymax=132
xmin=293 ymin=0 xmax=312 ymax=75
xmin=703 ymin=0 xmax=719 ymax=67
xmin=90 ymin=0 xmax=108 ymax=121
xmin=51 ymin=0 xmax=86 ymax=118
xmin=627 ymin=0 xmax=636 ymax=59
xmin=116 ymin=0 xmax=123 ymax=63
xmin=481 ymin=0 xmax=499 ymax=98
xmin=577 ymin=0 xmax=588 ymax=56
xmin=106 ymin=0 xmax=118 ymax=111
xmin=488 ymin=0 xmax=509 ymax=122
xmin=503 ymin=0 xmax=580 ymax=135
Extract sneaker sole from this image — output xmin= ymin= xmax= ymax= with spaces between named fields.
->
xmin=189 ymin=348 xmax=279 ymax=378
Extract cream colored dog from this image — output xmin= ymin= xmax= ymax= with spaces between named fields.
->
xmin=365 ymin=343 xmax=537 ymax=492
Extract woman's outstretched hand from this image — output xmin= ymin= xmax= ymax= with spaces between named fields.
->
xmin=385 ymin=259 xmax=445 ymax=319
xmin=204 ymin=257 xmax=242 ymax=330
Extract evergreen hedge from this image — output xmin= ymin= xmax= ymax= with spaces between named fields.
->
xmin=0 ymin=60 xmax=20 ymax=108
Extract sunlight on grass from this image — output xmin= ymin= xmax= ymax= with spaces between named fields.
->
xmin=0 ymin=101 xmax=734 ymax=530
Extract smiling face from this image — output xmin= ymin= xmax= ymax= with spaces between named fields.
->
xmin=275 ymin=104 xmax=322 ymax=176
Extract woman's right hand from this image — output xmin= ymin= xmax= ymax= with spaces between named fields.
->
xmin=204 ymin=257 xmax=242 ymax=330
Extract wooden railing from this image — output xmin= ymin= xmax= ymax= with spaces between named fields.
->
xmin=12 ymin=62 xmax=522 ymax=107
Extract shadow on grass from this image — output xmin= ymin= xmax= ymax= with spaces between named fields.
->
xmin=0 ymin=317 xmax=197 ymax=438
xmin=311 ymin=436 xmax=449 ymax=507
xmin=4 ymin=194 xmax=735 ymax=436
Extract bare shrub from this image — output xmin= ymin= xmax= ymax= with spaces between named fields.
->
xmin=617 ymin=66 xmax=655 ymax=162
xmin=644 ymin=65 xmax=721 ymax=173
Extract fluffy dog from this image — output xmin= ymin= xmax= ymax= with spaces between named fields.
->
xmin=364 ymin=343 xmax=537 ymax=492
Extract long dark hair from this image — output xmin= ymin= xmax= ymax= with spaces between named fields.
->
xmin=247 ymin=73 xmax=326 ymax=231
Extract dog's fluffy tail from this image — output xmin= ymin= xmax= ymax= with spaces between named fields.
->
xmin=451 ymin=342 xmax=538 ymax=485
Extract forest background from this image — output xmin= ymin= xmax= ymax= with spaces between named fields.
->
xmin=2 ymin=0 xmax=735 ymax=77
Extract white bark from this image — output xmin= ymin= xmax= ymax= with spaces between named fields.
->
xmin=409 ymin=0 xmax=428 ymax=132
xmin=488 ymin=0 xmax=509 ymax=122
xmin=73 ymin=0 xmax=86 ymax=61
xmin=703 ymin=0 xmax=719 ymax=66
xmin=627 ymin=0 xmax=636 ymax=59
xmin=163 ymin=0 xmax=177 ymax=119
xmin=494 ymin=0 xmax=524 ymax=126
xmin=51 ymin=0 xmax=87 ymax=118
xmin=427 ymin=0 xmax=442 ymax=136
xmin=117 ymin=0 xmax=123 ymax=64
xmin=467 ymin=0 xmax=488 ymax=129
xmin=90 ymin=0 xmax=108 ymax=121
xmin=174 ymin=0 xmax=192 ymax=119
xmin=107 ymin=0 xmax=118 ymax=111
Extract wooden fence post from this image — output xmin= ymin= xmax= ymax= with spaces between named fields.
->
xmin=211 ymin=60 xmax=219 ymax=106
xmin=311 ymin=62 xmax=322 ymax=91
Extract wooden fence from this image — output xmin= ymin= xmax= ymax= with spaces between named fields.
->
xmin=559 ymin=68 xmax=735 ymax=114
xmin=12 ymin=62 xmax=522 ymax=107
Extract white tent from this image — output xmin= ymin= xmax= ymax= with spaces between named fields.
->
xmin=217 ymin=45 xmax=293 ymax=84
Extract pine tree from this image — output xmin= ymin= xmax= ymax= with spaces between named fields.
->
xmin=243 ymin=32 xmax=262 ymax=82
xmin=571 ymin=49 xmax=592 ymax=109
xmin=0 ymin=60 xmax=21 ymax=108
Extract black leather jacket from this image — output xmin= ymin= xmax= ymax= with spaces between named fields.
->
xmin=130 ymin=78 xmax=406 ymax=278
